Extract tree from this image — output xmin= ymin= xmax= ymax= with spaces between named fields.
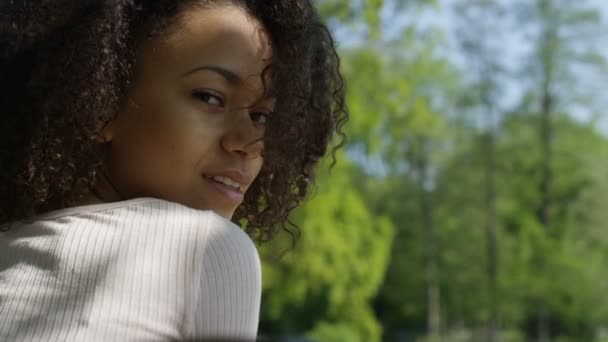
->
xmin=258 ymin=1 xmax=608 ymax=340
xmin=345 ymin=31 xmax=458 ymax=341
xmin=452 ymin=1 xmax=511 ymax=340
xmin=512 ymin=0 xmax=606 ymax=339
xmin=258 ymin=155 xmax=394 ymax=342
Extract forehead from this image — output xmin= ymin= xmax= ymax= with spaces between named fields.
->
xmin=136 ymin=5 xmax=273 ymax=81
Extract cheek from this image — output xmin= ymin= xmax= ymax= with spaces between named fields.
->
xmin=254 ymin=157 xmax=264 ymax=176
xmin=111 ymin=105 xmax=214 ymax=177
xmin=250 ymin=157 xmax=265 ymax=186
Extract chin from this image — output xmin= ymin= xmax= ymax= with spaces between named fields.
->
xmin=202 ymin=206 xmax=234 ymax=220
xmin=178 ymin=197 xmax=235 ymax=219
xmin=216 ymin=209 xmax=234 ymax=220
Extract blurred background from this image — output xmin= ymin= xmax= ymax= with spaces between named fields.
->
xmin=258 ymin=0 xmax=608 ymax=341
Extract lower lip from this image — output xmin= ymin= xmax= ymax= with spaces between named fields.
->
xmin=202 ymin=176 xmax=245 ymax=204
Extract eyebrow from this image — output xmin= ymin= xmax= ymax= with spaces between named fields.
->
xmin=182 ymin=65 xmax=241 ymax=84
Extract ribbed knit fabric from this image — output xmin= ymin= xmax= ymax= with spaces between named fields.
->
xmin=0 ymin=197 xmax=262 ymax=341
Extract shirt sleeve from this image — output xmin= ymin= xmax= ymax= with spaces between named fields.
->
xmin=187 ymin=212 xmax=262 ymax=341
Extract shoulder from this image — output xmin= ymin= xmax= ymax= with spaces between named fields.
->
xmin=131 ymin=198 xmax=258 ymax=252
xmin=186 ymin=207 xmax=261 ymax=285
xmin=6 ymin=197 xmax=261 ymax=275
xmin=200 ymin=211 xmax=258 ymax=255
xmin=120 ymin=198 xmax=260 ymax=271
xmin=186 ymin=210 xmax=262 ymax=339
xmin=27 ymin=197 xmax=261 ymax=269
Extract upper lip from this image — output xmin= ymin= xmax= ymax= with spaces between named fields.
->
xmin=203 ymin=169 xmax=253 ymax=191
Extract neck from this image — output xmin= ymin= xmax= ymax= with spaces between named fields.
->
xmin=77 ymin=168 xmax=126 ymax=206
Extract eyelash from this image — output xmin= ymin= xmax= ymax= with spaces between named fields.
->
xmin=193 ymin=90 xmax=224 ymax=107
xmin=249 ymin=111 xmax=270 ymax=125
xmin=192 ymin=90 xmax=270 ymax=125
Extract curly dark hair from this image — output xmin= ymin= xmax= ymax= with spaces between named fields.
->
xmin=0 ymin=0 xmax=347 ymax=242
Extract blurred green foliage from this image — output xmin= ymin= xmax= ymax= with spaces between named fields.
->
xmin=259 ymin=0 xmax=608 ymax=341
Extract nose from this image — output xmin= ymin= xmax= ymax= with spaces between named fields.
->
xmin=220 ymin=109 xmax=264 ymax=158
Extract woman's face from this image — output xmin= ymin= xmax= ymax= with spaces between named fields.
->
xmin=101 ymin=4 xmax=274 ymax=218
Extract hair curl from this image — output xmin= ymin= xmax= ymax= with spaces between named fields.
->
xmin=0 ymin=0 xmax=347 ymax=243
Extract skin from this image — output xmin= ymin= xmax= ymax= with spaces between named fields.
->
xmin=91 ymin=4 xmax=274 ymax=219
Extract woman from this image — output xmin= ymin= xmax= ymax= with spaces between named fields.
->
xmin=0 ymin=1 xmax=346 ymax=341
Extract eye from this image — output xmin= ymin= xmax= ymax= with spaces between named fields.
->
xmin=192 ymin=90 xmax=224 ymax=107
xmin=249 ymin=111 xmax=270 ymax=125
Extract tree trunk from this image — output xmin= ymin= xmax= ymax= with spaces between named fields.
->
xmin=538 ymin=80 xmax=553 ymax=232
xmin=536 ymin=82 xmax=553 ymax=342
xmin=536 ymin=1 xmax=555 ymax=338
xmin=482 ymin=132 xmax=499 ymax=342
xmin=414 ymin=136 xmax=441 ymax=341
xmin=455 ymin=3 xmax=503 ymax=338
xmin=537 ymin=302 xmax=550 ymax=342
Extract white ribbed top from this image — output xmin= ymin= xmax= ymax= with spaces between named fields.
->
xmin=0 ymin=197 xmax=262 ymax=341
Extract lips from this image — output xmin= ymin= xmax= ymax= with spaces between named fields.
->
xmin=202 ymin=170 xmax=253 ymax=205
xmin=204 ymin=174 xmax=244 ymax=192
